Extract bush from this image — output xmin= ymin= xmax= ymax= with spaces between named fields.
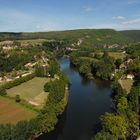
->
xmin=44 ymin=82 xmax=51 ymax=92
xmin=15 ymin=95 xmax=21 ymax=103
xmin=1 ymin=73 xmax=35 ymax=90
xmin=0 ymin=87 xmax=6 ymax=95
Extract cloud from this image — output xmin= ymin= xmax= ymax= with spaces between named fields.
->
xmin=128 ymin=0 xmax=140 ymax=4
xmin=83 ymin=6 xmax=93 ymax=12
xmin=113 ymin=16 xmax=126 ymax=20
xmin=122 ymin=18 xmax=140 ymax=25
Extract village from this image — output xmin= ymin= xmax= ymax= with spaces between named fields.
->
xmin=0 ymin=40 xmax=50 ymax=84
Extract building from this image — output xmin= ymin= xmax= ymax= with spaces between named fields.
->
xmin=119 ymin=64 xmax=127 ymax=70
xmin=25 ymin=62 xmax=37 ymax=68
xmin=21 ymin=72 xmax=32 ymax=77
xmin=127 ymin=74 xmax=134 ymax=80
xmin=0 ymin=77 xmax=3 ymax=82
xmin=126 ymin=59 xmax=133 ymax=65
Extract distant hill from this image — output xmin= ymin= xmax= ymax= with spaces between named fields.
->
xmin=0 ymin=29 xmax=133 ymax=47
xmin=120 ymin=30 xmax=140 ymax=42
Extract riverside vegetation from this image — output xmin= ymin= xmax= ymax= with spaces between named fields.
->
xmin=0 ymin=29 xmax=140 ymax=140
xmin=0 ymin=41 xmax=69 ymax=140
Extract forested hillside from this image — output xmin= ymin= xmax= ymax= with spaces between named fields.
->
xmin=0 ymin=29 xmax=133 ymax=47
xmin=120 ymin=30 xmax=140 ymax=42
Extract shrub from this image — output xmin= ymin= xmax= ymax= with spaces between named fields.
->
xmin=44 ymin=82 xmax=51 ymax=92
xmin=0 ymin=87 xmax=6 ymax=95
xmin=15 ymin=95 xmax=21 ymax=103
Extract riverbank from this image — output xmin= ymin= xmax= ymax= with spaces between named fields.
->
xmin=34 ymin=72 xmax=70 ymax=139
xmin=37 ymin=57 xmax=112 ymax=140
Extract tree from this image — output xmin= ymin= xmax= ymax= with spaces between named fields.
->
xmin=48 ymin=60 xmax=60 ymax=78
xmin=101 ymin=113 xmax=128 ymax=139
xmin=93 ymin=131 xmax=117 ymax=140
xmin=15 ymin=95 xmax=21 ymax=103
xmin=39 ymin=106 xmax=58 ymax=133
xmin=117 ymin=97 xmax=128 ymax=114
xmin=0 ymin=87 xmax=6 ymax=95
xmin=11 ymin=69 xmax=17 ymax=77
xmin=128 ymin=86 xmax=140 ymax=113
xmin=126 ymin=111 xmax=140 ymax=139
xmin=35 ymin=64 xmax=46 ymax=77
xmin=44 ymin=82 xmax=51 ymax=92
xmin=79 ymin=63 xmax=91 ymax=76
xmin=115 ymin=59 xmax=123 ymax=68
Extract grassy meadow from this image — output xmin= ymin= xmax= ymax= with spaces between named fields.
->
xmin=7 ymin=77 xmax=50 ymax=106
xmin=119 ymin=79 xmax=133 ymax=93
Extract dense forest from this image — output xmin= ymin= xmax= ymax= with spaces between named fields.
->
xmin=120 ymin=30 xmax=140 ymax=42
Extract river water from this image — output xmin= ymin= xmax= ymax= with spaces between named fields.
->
xmin=38 ymin=57 xmax=112 ymax=140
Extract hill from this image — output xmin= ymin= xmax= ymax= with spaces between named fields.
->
xmin=120 ymin=30 xmax=140 ymax=42
xmin=0 ymin=29 xmax=133 ymax=47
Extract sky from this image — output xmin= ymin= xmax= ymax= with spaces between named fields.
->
xmin=0 ymin=0 xmax=140 ymax=32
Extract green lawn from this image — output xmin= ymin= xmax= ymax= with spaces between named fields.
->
xmin=80 ymin=57 xmax=99 ymax=62
xmin=119 ymin=79 xmax=133 ymax=93
xmin=90 ymin=52 xmax=126 ymax=60
xmin=7 ymin=77 xmax=50 ymax=106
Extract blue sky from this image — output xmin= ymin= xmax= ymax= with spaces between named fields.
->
xmin=0 ymin=0 xmax=140 ymax=32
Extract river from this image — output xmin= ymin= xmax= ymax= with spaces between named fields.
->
xmin=37 ymin=57 xmax=112 ymax=140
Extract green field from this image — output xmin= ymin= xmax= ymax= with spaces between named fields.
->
xmin=0 ymin=97 xmax=36 ymax=124
xmin=108 ymin=52 xmax=126 ymax=59
xmin=119 ymin=79 xmax=133 ymax=93
xmin=80 ymin=57 xmax=99 ymax=62
xmin=7 ymin=77 xmax=50 ymax=106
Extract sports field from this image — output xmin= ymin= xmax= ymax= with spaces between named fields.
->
xmin=7 ymin=77 xmax=49 ymax=106
xmin=0 ymin=97 xmax=36 ymax=124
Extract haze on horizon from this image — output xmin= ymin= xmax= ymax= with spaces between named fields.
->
xmin=0 ymin=0 xmax=140 ymax=32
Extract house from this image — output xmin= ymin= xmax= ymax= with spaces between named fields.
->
xmin=21 ymin=72 xmax=32 ymax=77
xmin=14 ymin=76 xmax=20 ymax=79
xmin=41 ymin=56 xmax=49 ymax=66
xmin=6 ymin=78 xmax=13 ymax=82
xmin=0 ymin=41 xmax=13 ymax=45
xmin=4 ymin=75 xmax=13 ymax=82
xmin=127 ymin=74 xmax=134 ymax=80
xmin=0 ymin=77 xmax=3 ymax=82
xmin=126 ymin=59 xmax=133 ymax=65
xmin=119 ymin=64 xmax=127 ymax=70
xmin=77 ymin=39 xmax=83 ymax=46
xmin=108 ymin=44 xmax=119 ymax=49
xmin=25 ymin=62 xmax=37 ymax=68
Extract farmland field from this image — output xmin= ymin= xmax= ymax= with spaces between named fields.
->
xmin=7 ymin=77 xmax=50 ymax=106
xmin=108 ymin=52 xmax=126 ymax=59
xmin=0 ymin=97 xmax=36 ymax=124
xmin=90 ymin=52 xmax=126 ymax=60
